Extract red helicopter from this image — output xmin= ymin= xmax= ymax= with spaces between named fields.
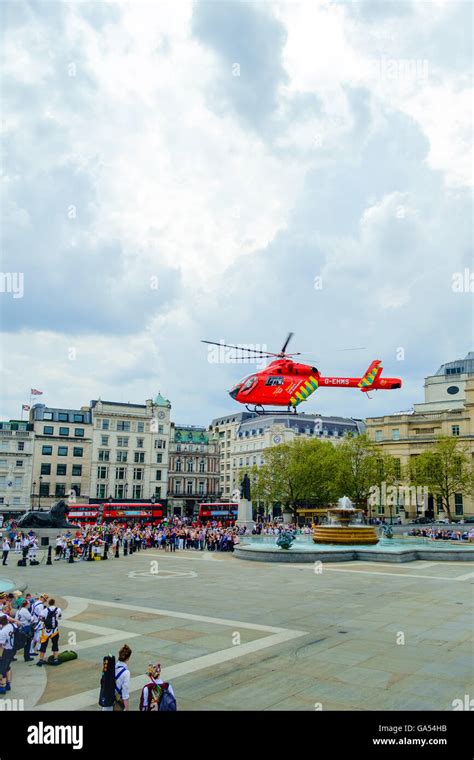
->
xmin=202 ymin=333 xmax=402 ymax=414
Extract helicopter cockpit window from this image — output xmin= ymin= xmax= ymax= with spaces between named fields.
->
xmin=266 ymin=376 xmax=284 ymax=386
xmin=242 ymin=375 xmax=258 ymax=390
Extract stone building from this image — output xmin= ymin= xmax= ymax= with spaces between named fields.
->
xmin=167 ymin=425 xmax=220 ymax=516
xmin=0 ymin=420 xmax=35 ymax=517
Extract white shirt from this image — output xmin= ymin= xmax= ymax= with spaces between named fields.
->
xmin=16 ymin=608 xmax=33 ymax=626
xmin=40 ymin=605 xmax=62 ymax=634
xmin=31 ymin=600 xmax=45 ymax=622
xmin=2 ymin=540 xmax=10 ymax=551
xmin=115 ymin=663 xmax=130 ymax=700
xmin=0 ymin=623 xmax=15 ymax=650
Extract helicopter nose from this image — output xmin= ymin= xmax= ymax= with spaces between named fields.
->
xmin=229 ymin=386 xmax=240 ymax=400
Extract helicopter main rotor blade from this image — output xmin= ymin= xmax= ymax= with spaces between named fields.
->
xmin=201 ymin=340 xmax=276 ymax=357
xmin=280 ymin=332 xmax=294 ymax=355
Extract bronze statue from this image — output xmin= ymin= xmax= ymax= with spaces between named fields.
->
xmin=240 ymin=473 xmax=251 ymax=501
xmin=17 ymin=500 xmax=78 ymax=529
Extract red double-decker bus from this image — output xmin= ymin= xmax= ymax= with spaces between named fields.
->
xmin=198 ymin=503 xmax=238 ymax=525
xmin=68 ymin=503 xmax=164 ymax=526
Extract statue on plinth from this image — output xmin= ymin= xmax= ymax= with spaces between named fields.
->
xmin=240 ymin=473 xmax=251 ymax=501
xmin=17 ymin=500 xmax=78 ymax=529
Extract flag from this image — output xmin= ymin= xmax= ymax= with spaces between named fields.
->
xmin=30 ymin=389 xmax=43 ymax=395
xmin=22 ymin=404 xmax=30 ymax=411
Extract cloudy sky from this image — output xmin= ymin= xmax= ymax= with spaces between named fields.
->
xmin=1 ymin=0 xmax=472 ymax=425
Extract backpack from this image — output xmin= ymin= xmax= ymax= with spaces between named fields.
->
xmin=44 ymin=607 xmax=58 ymax=631
xmin=99 ymin=655 xmax=116 ymax=707
xmin=158 ymin=684 xmax=177 ymax=712
xmin=113 ymin=665 xmax=127 ymax=711
xmin=12 ymin=624 xmax=26 ymax=651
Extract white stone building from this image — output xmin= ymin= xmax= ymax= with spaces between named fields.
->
xmin=0 ymin=420 xmax=35 ymax=517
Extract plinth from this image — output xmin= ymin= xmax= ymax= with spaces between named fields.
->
xmin=236 ymin=498 xmax=255 ymax=532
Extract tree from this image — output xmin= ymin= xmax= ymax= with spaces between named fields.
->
xmin=335 ymin=433 xmax=381 ymax=510
xmin=409 ymin=435 xmax=474 ymax=521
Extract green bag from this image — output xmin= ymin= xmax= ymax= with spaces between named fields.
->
xmin=47 ymin=650 xmax=78 ymax=664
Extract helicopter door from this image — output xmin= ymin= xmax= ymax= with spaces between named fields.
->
xmin=240 ymin=375 xmax=258 ymax=396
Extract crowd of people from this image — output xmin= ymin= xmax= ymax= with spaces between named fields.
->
xmin=408 ymin=526 xmax=474 ymax=541
xmin=0 ymin=589 xmax=62 ymax=695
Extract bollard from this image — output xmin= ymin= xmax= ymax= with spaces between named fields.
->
xmin=103 ymin=542 xmax=108 ymax=560
xmin=115 ymin=542 xmax=119 ymax=559
xmin=123 ymin=540 xmax=128 ymax=556
xmin=46 ymin=546 xmax=52 ymax=566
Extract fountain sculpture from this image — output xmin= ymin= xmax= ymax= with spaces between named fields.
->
xmin=312 ymin=496 xmax=378 ymax=545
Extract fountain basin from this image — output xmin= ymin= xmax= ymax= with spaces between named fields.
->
xmin=313 ymin=525 xmax=378 ymax=545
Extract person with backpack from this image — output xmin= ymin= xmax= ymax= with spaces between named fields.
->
xmin=139 ymin=662 xmax=176 ymax=712
xmin=36 ymin=598 xmax=62 ymax=666
xmin=30 ymin=593 xmax=48 ymax=656
xmin=101 ymin=644 xmax=132 ymax=711
xmin=0 ymin=614 xmax=15 ymax=694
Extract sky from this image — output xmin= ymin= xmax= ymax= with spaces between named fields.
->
xmin=1 ymin=0 xmax=472 ymax=426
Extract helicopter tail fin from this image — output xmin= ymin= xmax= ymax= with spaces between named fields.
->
xmin=358 ymin=360 xmax=382 ymax=391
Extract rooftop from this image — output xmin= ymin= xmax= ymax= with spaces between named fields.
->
xmin=434 ymin=351 xmax=474 ymax=377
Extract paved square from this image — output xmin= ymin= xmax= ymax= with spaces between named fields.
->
xmin=6 ymin=549 xmax=474 ymax=711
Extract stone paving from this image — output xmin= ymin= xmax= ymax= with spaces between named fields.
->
xmin=2 ymin=548 xmax=473 ymax=711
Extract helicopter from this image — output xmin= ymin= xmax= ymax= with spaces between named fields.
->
xmin=202 ymin=333 xmax=402 ymax=415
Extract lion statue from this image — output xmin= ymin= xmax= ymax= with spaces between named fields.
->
xmin=17 ymin=500 xmax=78 ymax=529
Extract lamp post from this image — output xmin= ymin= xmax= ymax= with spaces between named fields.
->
xmin=32 ymin=481 xmax=36 ymax=510
xmin=38 ymin=476 xmax=43 ymax=510
xmin=125 ymin=482 xmax=128 ymax=501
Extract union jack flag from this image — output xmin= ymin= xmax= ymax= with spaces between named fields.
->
xmin=30 ymin=388 xmax=43 ymax=395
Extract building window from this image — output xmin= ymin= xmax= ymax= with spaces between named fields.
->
xmin=43 ymin=412 xmax=53 ymax=421
xmin=58 ymin=413 xmax=69 ymax=422
xmin=175 ymin=481 xmax=181 ymax=495
xmin=73 ymin=447 xmax=83 ymax=457
xmin=98 ymin=449 xmax=110 ymax=462
xmin=101 ymin=435 xmax=109 ymax=446
xmin=156 ymin=439 xmax=166 ymax=449
xmin=17 ymin=441 xmax=25 ymax=451
xmin=117 ymin=437 xmax=129 ymax=448
xmin=132 ymin=484 xmax=142 ymax=498
xmin=96 ymin=484 xmax=106 ymax=498
xmin=56 ymin=464 xmax=67 ymax=476
xmin=436 ymin=496 xmax=443 ymax=513
xmin=115 ymin=467 xmax=126 ymax=480
xmin=74 ymin=414 xmax=84 ymax=423
xmin=176 ymin=444 xmax=181 ymax=452
xmin=59 ymin=427 xmax=69 ymax=436
xmin=134 ymin=452 xmax=145 ymax=463
xmin=15 ymin=460 xmax=23 ymax=468
xmin=43 ymin=426 xmax=54 ymax=435
xmin=75 ymin=428 xmax=84 ymax=437
xmin=454 ymin=494 xmax=463 ymax=515
xmin=40 ymin=463 xmax=51 ymax=475
xmin=115 ymin=484 xmax=125 ymax=499
xmin=97 ymin=466 xmax=108 ymax=479
xmin=176 ymin=459 xmax=182 ymax=472
xmin=42 ymin=445 xmax=53 ymax=455
xmin=187 ymin=460 xmax=193 ymax=473
xmin=137 ymin=422 xmax=144 ymax=433
xmin=155 ymin=486 xmax=161 ymax=497
xmin=39 ymin=483 xmax=49 ymax=497
xmin=199 ymin=460 xmax=205 ymax=473
xmin=394 ymin=459 xmax=401 ymax=479
xmin=375 ymin=431 xmax=382 ymax=442
xmin=186 ymin=480 xmax=193 ymax=495
xmin=391 ymin=429 xmax=400 ymax=441
xmin=136 ymin=438 xmax=144 ymax=449
xmin=117 ymin=421 xmax=131 ymax=432
xmin=156 ymin=453 xmax=163 ymax=463
xmin=133 ymin=467 xmax=143 ymax=481
xmin=452 ymin=425 xmax=460 ymax=436
xmin=102 ymin=420 xmax=109 ymax=430
xmin=116 ymin=451 xmax=128 ymax=462
xmin=55 ymin=483 xmax=66 ymax=497
xmin=158 ymin=424 xmax=164 ymax=434
xmin=198 ymin=481 xmax=205 ymax=495
xmin=58 ymin=446 xmax=68 ymax=456
xmin=72 ymin=465 xmax=82 ymax=476
xmin=156 ymin=470 xmax=162 ymax=480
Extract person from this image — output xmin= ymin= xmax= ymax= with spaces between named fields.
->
xmin=15 ymin=600 xmax=34 ymax=662
xmin=0 ymin=614 xmax=15 ymax=694
xmin=139 ymin=662 xmax=176 ymax=711
xmin=37 ymin=598 xmax=62 ymax=666
xmin=102 ymin=644 xmax=132 ymax=711
xmin=30 ymin=593 xmax=48 ymax=656
xmin=2 ymin=535 xmax=10 ymax=566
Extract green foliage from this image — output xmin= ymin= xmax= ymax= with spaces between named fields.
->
xmin=409 ymin=435 xmax=473 ymax=520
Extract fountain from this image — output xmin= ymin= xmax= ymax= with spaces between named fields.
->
xmin=312 ymin=496 xmax=378 ymax=545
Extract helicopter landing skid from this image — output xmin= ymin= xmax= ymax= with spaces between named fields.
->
xmin=245 ymin=404 xmax=299 ymax=416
